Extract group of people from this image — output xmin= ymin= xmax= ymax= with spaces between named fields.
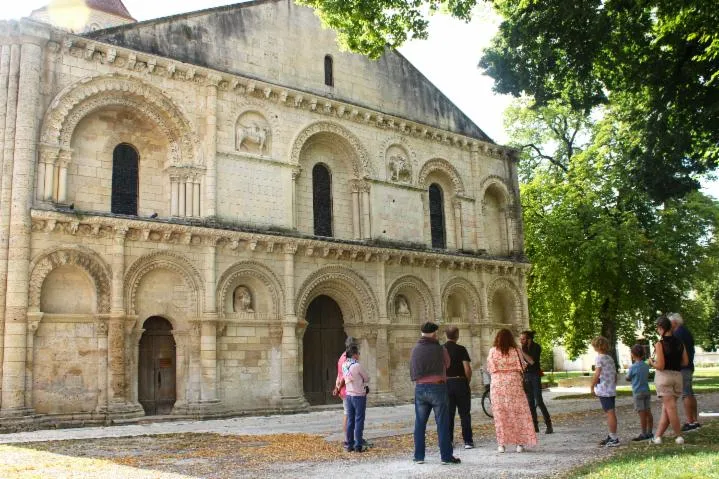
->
xmin=331 ymin=312 xmax=699 ymax=464
xmin=591 ymin=312 xmax=700 ymax=447
xmin=332 ymin=321 xmax=554 ymax=464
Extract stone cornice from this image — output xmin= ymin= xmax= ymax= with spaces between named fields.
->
xmin=30 ymin=209 xmax=531 ymax=275
xmin=37 ymin=29 xmax=516 ymax=159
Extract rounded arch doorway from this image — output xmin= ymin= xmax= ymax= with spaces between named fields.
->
xmin=138 ymin=316 xmax=176 ymax=415
xmin=303 ymin=295 xmax=347 ymax=405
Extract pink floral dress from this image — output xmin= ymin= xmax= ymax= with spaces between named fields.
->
xmin=487 ymin=346 xmax=537 ymax=447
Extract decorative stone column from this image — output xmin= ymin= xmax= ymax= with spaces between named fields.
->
xmin=1 ymin=39 xmax=45 ymax=416
xmin=373 ymin=255 xmax=394 ymax=402
xmin=23 ymin=313 xmax=41 ymax=410
xmin=170 ymin=329 xmax=188 ymax=412
xmin=470 ymin=143 xmax=481 ymax=251
xmin=185 ymin=176 xmax=194 ymax=217
xmin=204 ymin=76 xmax=219 ymax=218
xmin=168 ymin=167 xmax=204 ymax=219
xmin=192 ymin=178 xmax=201 ymax=217
xmin=508 ymin=150 xmax=525 ymax=255
xmin=95 ymin=317 xmax=108 ymax=413
xmin=469 ymin=323 xmax=484 ymax=394
xmin=170 ymin=174 xmax=180 ymax=216
xmin=280 ymin=242 xmax=307 ymax=409
xmin=290 ymin=167 xmax=301 ymax=229
xmin=56 ymin=149 xmax=71 ymax=204
xmin=360 ymin=182 xmax=371 ymax=239
xmin=433 ymin=260 xmax=443 ymax=323
xmin=350 ymin=180 xmax=361 ymax=239
xmin=453 ymin=198 xmax=463 ymax=251
xmin=178 ymin=174 xmax=186 ymax=217
xmin=199 ymin=237 xmax=220 ymax=409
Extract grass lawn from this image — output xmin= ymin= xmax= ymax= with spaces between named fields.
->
xmin=562 ymin=419 xmax=719 ymax=478
xmin=555 ymin=367 xmax=719 ymax=400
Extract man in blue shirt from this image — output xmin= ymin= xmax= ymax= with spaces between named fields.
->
xmin=669 ymin=313 xmax=701 ymax=431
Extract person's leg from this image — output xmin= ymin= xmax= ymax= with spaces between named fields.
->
xmin=430 ymin=385 xmax=454 ymax=461
xmin=342 ymin=398 xmax=349 ymax=446
xmin=446 ymin=381 xmax=458 ymax=445
xmin=456 ymin=380 xmax=473 ymax=445
xmin=346 ymin=397 xmax=356 ymax=450
xmin=532 ymin=374 xmax=552 ymax=428
xmin=413 ymin=386 xmax=432 ymax=461
xmin=524 ymin=375 xmax=538 ymax=430
xmin=665 ymin=396 xmax=682 ymax=436
xmin=681 ymin=369 xmax=698 ymax=425
xmin=607 ymin=409 xmax=617 ymax=435
xmin=354 ymin=396 xmax=367 ymax=450
xmin=655 ymin=397 xmax=669 ymax=438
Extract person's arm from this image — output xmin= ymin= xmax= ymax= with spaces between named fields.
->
xmin=590 ymin=360 xmax=601 ymax=397
xmin=625 ymin=364 xmax=634 ymax=382
xmin=463 ymin=361 xmax=472 ymax=382
xmin=521 ymin=348 xmax=534 ymax=365
xmin=650 ymin=342 xmax=665 ymax=370
xmin=681 ymin=344 xmax=689 ymax=368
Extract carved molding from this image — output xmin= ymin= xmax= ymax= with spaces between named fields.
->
xmin=216 ymin=260 xmax=284 ymax=319
xmin=28 ymin=246 xmax=112 ymax=313
xmin=40 ymin=74 xmax=200 ymax=167
xmin=289 ymin=121 xmax=375 ymax=178
xmin=295 ymin=264 xmax=379 ymax=325
xmin=386 ymin=275 xmax=435 ymax=324
xmin=417 ymin=158 xmax=466 ymax=195
xmin=124 ymin=251 xmax=204 ymax=316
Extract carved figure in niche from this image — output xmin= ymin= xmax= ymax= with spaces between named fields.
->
xmin=396 ymin=295 xmax=410 ymax=315
xmin=235 ymin=111 xmax=271 ymax=155
xmin=233 ymin=286 xmax=254 ymax=313
xmin=388 ymin=155 xmax=411 ymax=183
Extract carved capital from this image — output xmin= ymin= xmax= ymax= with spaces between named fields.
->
xmin=284 ymin=242 xmax=298 ymax=255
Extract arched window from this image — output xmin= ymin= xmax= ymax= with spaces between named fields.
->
xmin=111 ymin=143 xmax=139 ymax=216
xmin=312 ymin=163 xmax=333 ymax=237
xmin=324 ymin=55 xmax=334 ymax=87
xmin=429 ymin=183 xmax=446 ymax=249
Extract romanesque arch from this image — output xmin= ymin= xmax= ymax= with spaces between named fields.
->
xmin=479 ymin=175 xmax=514 ymax=209
xmin=124 ymin=251 xmax=204 ymax=318
xmin=417 ymin=158 xmax=466 ymax=195
xmin=28 ymin=246 xmax=112 ymax=314
xmin=216 ymin=261 xmax=284 ymax=318
xmin=386 ymin=275 xmax=435 ymax=324
xmin=289 ymin=121 xmax=374 ymax=178
xmin=441 ymin=277 xmax=482 ymax=323
xmin=295 ymin=265 xmax=379 ymax=325
xmin=486 ymin=277 xmax=524 ymax=327
xmin=40 ymin=74 xmax=198 ymax=167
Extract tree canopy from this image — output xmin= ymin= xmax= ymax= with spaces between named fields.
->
xmin=300 ymin=0 xmax=719 ymax=201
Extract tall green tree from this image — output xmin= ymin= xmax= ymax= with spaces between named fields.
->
xmin=299 ymin=0 xmax=719 ymax=201
xmin=514 ymin=99 xmax=719 ymax=361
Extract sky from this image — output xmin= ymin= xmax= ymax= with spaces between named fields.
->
xmin=1 ymin=0 xmax=716 ymax=197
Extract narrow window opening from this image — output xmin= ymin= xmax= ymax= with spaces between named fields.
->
xmin=324 ymin=55 xmax=334 ymax=87
xmin=111 ymin=143 xmax=139 ymax=216
xmin=313 ymin=163 xmax=333 ymax=237
xmin=429 ymin=183 xmax=446 ymax=249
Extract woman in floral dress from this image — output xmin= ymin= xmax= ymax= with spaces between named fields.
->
xmin=486 ymin=328 xmax=537 ymax=453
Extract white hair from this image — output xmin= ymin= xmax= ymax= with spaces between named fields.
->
xmin=668 ymin=312 xmax=684 ymax=325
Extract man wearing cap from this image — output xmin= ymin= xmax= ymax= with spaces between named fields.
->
xmin=669 ymin=313 xmax=701 ymax=431
xmin=410 ymin=321 xmax=461 ymax=465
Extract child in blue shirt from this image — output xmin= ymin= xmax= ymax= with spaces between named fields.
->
xmin=626 ymin=344 xmax=653 ymax=441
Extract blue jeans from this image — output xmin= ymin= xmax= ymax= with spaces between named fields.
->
xmin=346 ymin=395 xmax=367 ymax=450
xmin=413 ymin=383 xmax=453 ymax=462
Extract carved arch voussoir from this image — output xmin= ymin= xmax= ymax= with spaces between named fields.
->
xmin=29 ymin=245 xmax=112 ymax=313
xmin=124 ymin=251 xmax=204 ymax=316
xmin=479 ymin=175 xmax=514 ymax=208
xmin=290 ymin=121 xmax=374 ymax=178
xmin=295 ymin=265 xmax=379 ymax=325
xmin=216 ymin=260 xmax=284 ymax=318
xmin=441 ymin=277 xmax=482 ymax=323
xmin=386 ymin=275 xmax=435 ymax=324
xmin=41 ymin=74 xmax=199 ymax=166
xmin=418 ymin=158 xmax=465 ymax=195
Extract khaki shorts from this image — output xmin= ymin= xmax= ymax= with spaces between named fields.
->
xmin=655 ymin=370 xmax=682 ymax=398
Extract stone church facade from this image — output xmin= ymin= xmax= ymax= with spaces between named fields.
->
xmin=0 ymin=0 xmax=529 ymax=427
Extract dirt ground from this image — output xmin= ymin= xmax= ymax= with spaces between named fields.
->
xmin=0 ymin=391 xmax=717 ymax=478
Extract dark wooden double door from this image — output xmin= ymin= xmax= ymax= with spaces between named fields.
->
xmin=303 ymin=295 xmax=347 ymax=405
xmin=138 ymin=317 xmax=176 ymax=415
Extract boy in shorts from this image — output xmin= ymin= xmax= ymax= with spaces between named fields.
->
xmin=626 ymin=344 xmax=653 ymax=440
xmin=590 ymin=336 xmax=619 ymax=447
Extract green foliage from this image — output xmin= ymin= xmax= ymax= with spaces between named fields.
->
xmin=514 ymin=100 xmax=719 ymax=359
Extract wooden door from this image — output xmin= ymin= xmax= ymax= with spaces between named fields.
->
xmin=303 ymin=295 xmax=346 ymax=405
xmin=138 ymin=317 xmax=176 ymax=415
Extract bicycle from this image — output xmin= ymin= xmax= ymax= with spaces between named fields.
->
xmin=481 ymin=368 xmax=492 ymax=418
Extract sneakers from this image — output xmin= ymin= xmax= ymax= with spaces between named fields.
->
xmin=675 ymin=436 xmax=684 ymax=445
xmin=681 ymin=422 xmax=702 ymax=432
xmin=632 ymin=432 xmax=653 ymax=442
xmin=464 ymin=443 xmax=474 ymax=449
xmin=497 ymin=445 xmax=505 ymax=453
xmin=413 ymin=459 xmax=424 ymax=465
xmin=545 ymin=423 xmax=554 ymax=434
xmin=605 ymin=437 xmax=620 ymax=447
xmin=516 ymin=445 xmax=524 ymax=453
xmin=651 ymin=436 xmax=662 ymax=445
xmin=441 ymin=456 xmax=462 ymax=465
xmin=598 ymin=436 xmax=611 ymax=446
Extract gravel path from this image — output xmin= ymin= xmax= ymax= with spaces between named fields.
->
xmin=0 ymin=390 xmax=717 ymax=478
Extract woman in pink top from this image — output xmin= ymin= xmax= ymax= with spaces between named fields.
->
xmin=343 ymin=345 xmax=370 ymax=452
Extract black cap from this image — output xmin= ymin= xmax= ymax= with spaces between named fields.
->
xmin=421 ymin=321 xmax=439 ymax=334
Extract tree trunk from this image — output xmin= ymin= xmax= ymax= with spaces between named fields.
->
xmin=599 ymin=297 xmax=619 ymax=370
